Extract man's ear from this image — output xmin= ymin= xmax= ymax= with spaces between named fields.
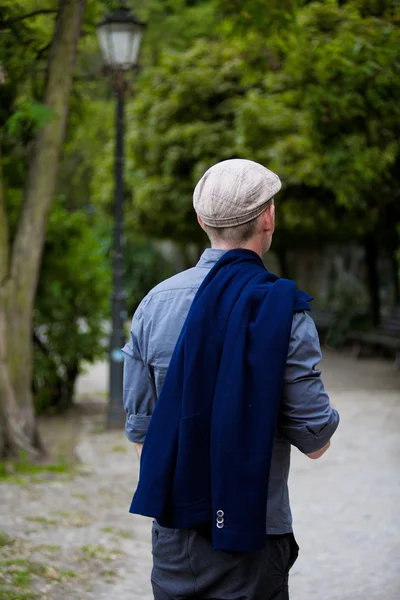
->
xmin=197 ymin=214 xmax=206 ymax=231
xmin=262 ymin=203 xmax=275 ymax=233
xmin=269 ymin=203 xmax=275 ymax=229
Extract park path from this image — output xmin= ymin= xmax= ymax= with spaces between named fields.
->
xmin=1 ymin=350 xmax=399 ymax=599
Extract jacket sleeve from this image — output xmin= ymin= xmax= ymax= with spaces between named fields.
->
xmin=279 ymin=311 xmax=339 ymax=454
xmin=122 ymin=305 xmax=157 ymax=443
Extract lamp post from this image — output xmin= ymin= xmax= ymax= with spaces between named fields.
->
xmin=97 ymin=2 xmax=145 ymax=429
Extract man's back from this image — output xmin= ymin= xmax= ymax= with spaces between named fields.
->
xmin=123 ymin=248 xmax=339 ymax=535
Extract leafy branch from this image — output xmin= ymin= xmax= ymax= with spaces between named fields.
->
xmin=0 ymin=10 xmax=57 ymax=28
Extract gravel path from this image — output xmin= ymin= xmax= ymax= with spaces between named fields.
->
xmin=1 ymin=350 xmax=399 ymax=599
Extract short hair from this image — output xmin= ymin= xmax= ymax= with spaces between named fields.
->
xmin=203 ymin=199 xmax=273 ymax=245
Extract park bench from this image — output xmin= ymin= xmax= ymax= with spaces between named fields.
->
xmin=348 ymin=307 xmax=400 ymax=369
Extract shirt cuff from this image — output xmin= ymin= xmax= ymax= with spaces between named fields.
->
xmin=125 ymin=414 xmax=152 ymax=443
xmin=291 ymin=409 xmax=340 ymax=455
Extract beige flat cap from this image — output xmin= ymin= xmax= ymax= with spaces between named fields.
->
xmin=193 ymin=158 xmax=281 ymax=228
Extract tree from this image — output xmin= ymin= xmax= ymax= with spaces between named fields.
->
xmin=0 ymin=0 xmax=86 ymax=458
xmin=122 ymin=0 xmax=400 ymax=319
xmin=235 ymin=0 xmax=400 ymax=319
xmin=123 ymin=39 xmax=259 ymax=248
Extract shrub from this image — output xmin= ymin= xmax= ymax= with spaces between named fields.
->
xmin=33 ymin=199 xmax=111 ymax=413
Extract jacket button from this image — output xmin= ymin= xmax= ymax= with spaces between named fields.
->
xmin=216 ymin=517 xmax=224 ymax=524
xmin=216 ymin=522 xmax=224 ymax=529
xmin=216 ymin=510 xmax=224 ymax=518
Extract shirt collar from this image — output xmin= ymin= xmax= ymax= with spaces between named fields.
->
xmin=196 ymin=248 xmax=227 ymax=268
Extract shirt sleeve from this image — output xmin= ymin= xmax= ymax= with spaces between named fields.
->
xmin=122 ymin=305 xmax=157 ymax=443
xmin=279 ymin=311 xmax=340 ymax=454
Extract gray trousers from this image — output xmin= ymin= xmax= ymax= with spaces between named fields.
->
xmin=151 ymin=522 xmax=299 ymax=600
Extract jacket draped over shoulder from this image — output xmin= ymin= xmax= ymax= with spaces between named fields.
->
xmin=129 ymin=249 xmax=311 ymax=552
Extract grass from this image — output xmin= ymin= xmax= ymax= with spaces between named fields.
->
xmin=0 ymin=531 xmax=14 ymax=547
xmin=71 ymin=492 xmax=88 ymax=500
xmin=57 ymin=511 xmax=92 ymax=527
xmin=0 ymin=556 xmax=77 ymax=599
xmin=25 ymin=516 xmax=57 ymax=526
xmin=98 ymin=487 xmax=115 ymax=496
xmin=80 ymin=544 xmax=111 ymax=561
xmin=33 ymin=544 xmax=60 ymax=555
xmin=0 ymin=538 xmax=78 ymax=600
xmin=116 ymin=530 xmax=132 ymax=539
xmin=110 ymin=444 xmax=127 ymax=453
xmin=0 ymin=451 xmax=71 ymax=484
xmin=102 ymin=567 xmax=117 ymax=584
xmin=26 ymin=511 xmax=92 ymax=528
xmin=80 ymin=544 xmax=123 ymax=563
xmin=110 ymin=529 xmax=133 ymax=540
xmin=1 ymin=592 xmax=37 ymax=600
xmin=0 ymin=558 xmax=46 ymax=589
xmin=90 ymin=424 xmax=105 ymax=434
xmin=101 ymin=569 xmax=117 ymax=577
xmin=59 ymin=570 xmax=77 ymax=579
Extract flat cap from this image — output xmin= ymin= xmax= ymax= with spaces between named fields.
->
xmin=193 ymin=158 xmax=281 ymax=228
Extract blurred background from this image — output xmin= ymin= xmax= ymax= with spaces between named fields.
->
xmin=0 ymin=1 xmax=399 ymax=599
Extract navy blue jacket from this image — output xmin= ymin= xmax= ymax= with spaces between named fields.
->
xmin=129 ymin=249 xmax=311 ymax=552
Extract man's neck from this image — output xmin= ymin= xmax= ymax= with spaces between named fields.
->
xmin=211 ymin=239 xmax=263 ymax=257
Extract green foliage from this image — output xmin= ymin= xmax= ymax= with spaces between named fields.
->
xmin=33 ymin=199 xmax=111 ymax=413
xmin=5 ymin=100 xmax=54 ymax=141
xmin=123 ymin=0 xmax=400 ymax=254
xmin=0 ymin=1 xmax=56 ymax=127
xmin=0 ymin=1 xmax=59 ymax=220
xmin=31 ymin=186 xmax=173 ymax=413
xmin=125 ymin=39 xmax=255 ymax=243
xmin=135 ymin=0 xmax=219 ymax=63
xmin=125 ymin=236 xmax=175 ymax=314
xmin=216 ymin=0 xmax=300 ymax=34
xmin=283 ymin=1 xmax=400 ymax=207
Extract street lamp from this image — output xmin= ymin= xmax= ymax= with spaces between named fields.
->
xmin=97 ymin=2 xmax=145 ymax=429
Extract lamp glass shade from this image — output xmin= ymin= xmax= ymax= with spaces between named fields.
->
xmin=97 ymin=21 xmax=143 ymax=70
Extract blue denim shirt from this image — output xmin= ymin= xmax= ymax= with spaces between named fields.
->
xmin=122 ymin=249 xmax=339 ymax=534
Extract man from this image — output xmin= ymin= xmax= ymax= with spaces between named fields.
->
xmin=122 ymin=159 xmax=339 ymax=600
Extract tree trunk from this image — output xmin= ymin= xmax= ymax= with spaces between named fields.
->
xmin=382 ymin=202 xmax=400 ymax=306
xmin=364 ymin=233 xmax=381 ymax=327
xmin=0 ymin=0 xmax=86 ymax=459
xmin=276 ymin=240 xmax=290 ymax=279
xmin=274 ymin=208 xmax=290 ymax=279
xmin=65 ymin=361 xmax=79 ymax=410
xmin=390 ymin=252 xmax=400 ymax=306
